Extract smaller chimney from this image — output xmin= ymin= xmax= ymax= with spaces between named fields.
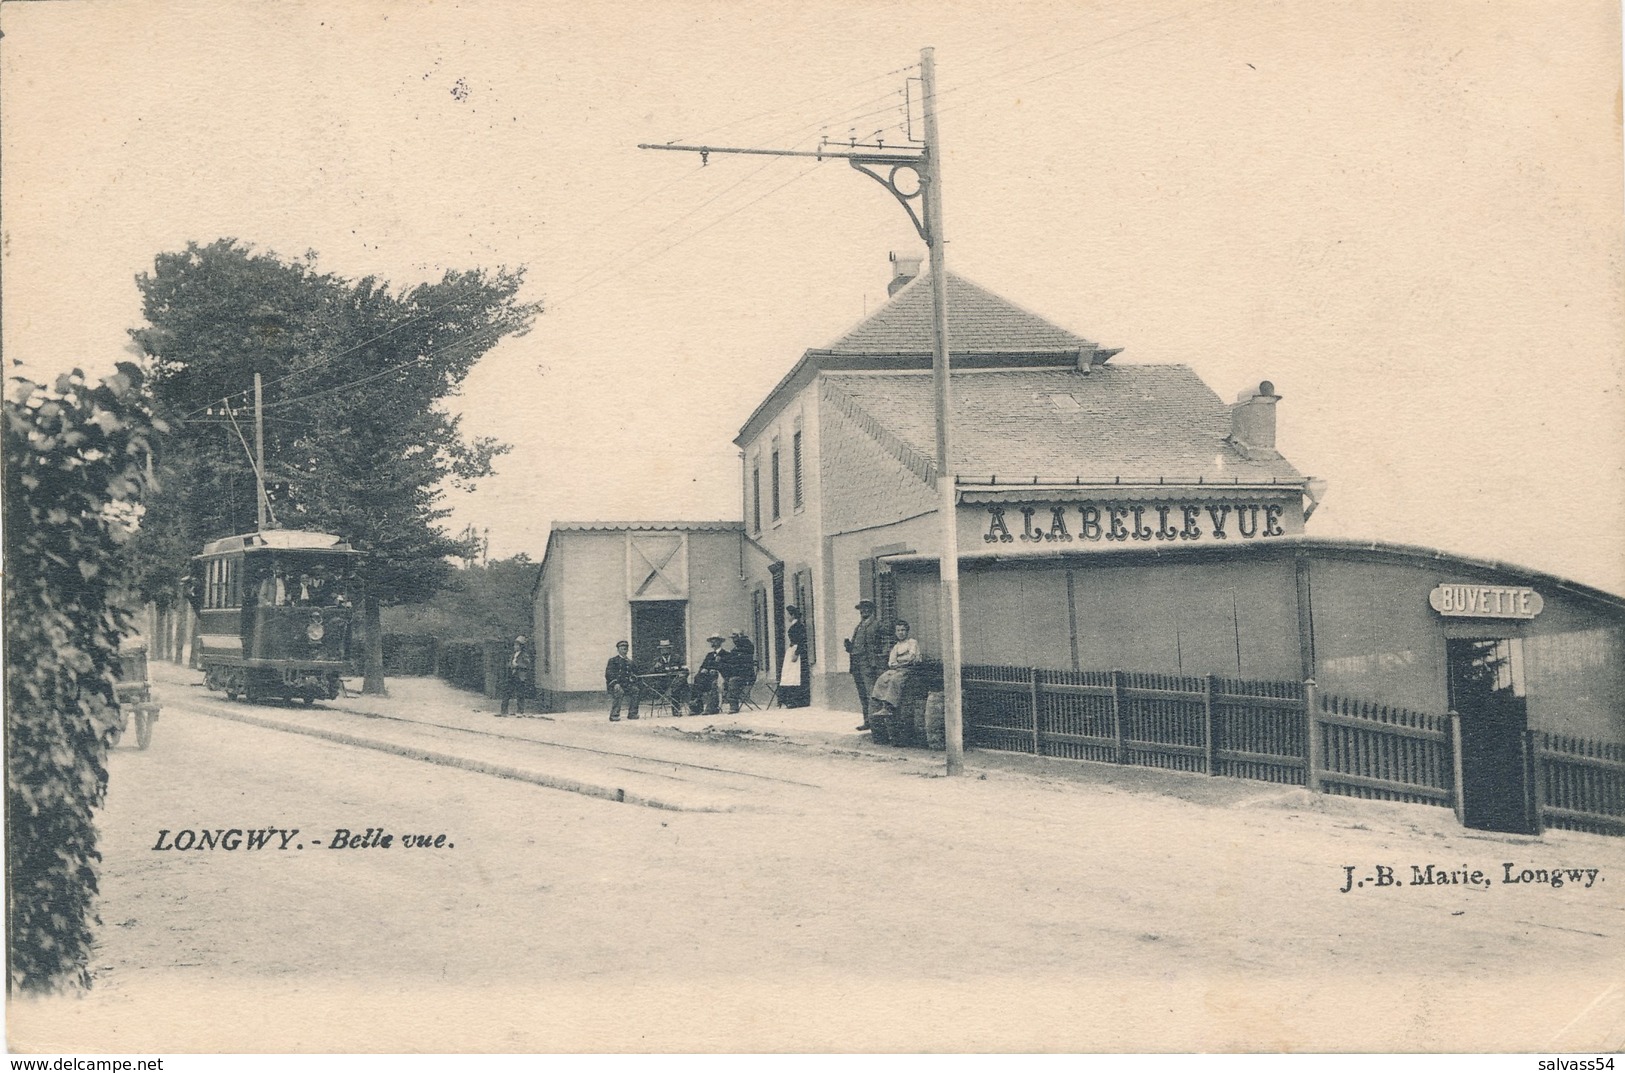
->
xmin=888 ymin=251 xmax=923 ymax=297
xmin=1227 ymin=380 xmax=1281 ymax=460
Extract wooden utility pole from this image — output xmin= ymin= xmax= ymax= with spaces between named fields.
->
xmin=254 ymin=371 xmax=269 ymax=531
xmin=919 ymin=47 xmax=965 ymax=775
xmin=640 ymin=45 xmax=967 ymax=775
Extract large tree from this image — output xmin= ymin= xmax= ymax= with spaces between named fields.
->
xmin=129 ymin=239 xmax=540 ymax=692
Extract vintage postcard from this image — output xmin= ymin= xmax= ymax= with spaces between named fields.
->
xmin=4 ymin=0 xmax=1622 ymax=1057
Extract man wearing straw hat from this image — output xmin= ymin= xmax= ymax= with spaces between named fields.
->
xmin=690 ymin=632 xmax=727 ymax=715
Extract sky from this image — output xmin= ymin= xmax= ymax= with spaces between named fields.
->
xmin=4 ymin=0 xmax=1622 ymax=594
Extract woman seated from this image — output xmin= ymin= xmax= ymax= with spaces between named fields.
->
xmin=868 ymin=619 xmax=920 ymax=718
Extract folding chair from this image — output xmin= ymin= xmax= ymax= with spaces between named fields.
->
xmin=742 ymin=678 xmax=780 ymax=711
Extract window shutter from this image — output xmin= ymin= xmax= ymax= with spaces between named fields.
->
xmin=792 ymin=430 xmax=803 ymax=509
xmin=802 ymin=569 xmax=815 ymax=666
xmin=752 ymin=466 xmax=761 ymax=531
xmin=771 ymin=447 xmax=781 ymax=520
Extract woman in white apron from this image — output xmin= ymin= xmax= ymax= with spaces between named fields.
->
xmin=779 ymin=605 xmax=810 ymax=708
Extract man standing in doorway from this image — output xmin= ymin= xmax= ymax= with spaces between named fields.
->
xmin=605 ymin=640 xmax=640 ymax=721
xmin=846 ymin=600 xmax=882 ymax=730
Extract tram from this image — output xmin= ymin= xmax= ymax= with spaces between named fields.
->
xmin=191 ymin=530 xmax=363 ymax=703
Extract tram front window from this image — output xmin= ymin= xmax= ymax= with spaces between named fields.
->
xmin=257 ymin=566 xmax=292 ymax=606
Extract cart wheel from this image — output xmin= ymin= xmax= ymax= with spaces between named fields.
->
xmin=226 ymin=689 xmax=239 ymax=702
xmin=134 ymin=711 xmax=153 ymax=750
xmin=303 ymin=693 xmax=315 ymax=706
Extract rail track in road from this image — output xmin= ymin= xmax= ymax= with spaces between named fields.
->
xmin=165 ymin=685 xmax=827 ymax=811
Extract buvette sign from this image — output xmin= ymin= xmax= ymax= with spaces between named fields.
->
xmin=1429 ymin=584 xmax=1543 ymax=620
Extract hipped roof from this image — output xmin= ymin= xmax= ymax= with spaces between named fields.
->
xmin=821 ymin=271 xmax=1098 ymax=355
xmin=827 ymin=366 xmax=1305 ymax=485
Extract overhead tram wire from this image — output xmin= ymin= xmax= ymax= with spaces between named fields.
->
xmin=927 ymin=0 xmax=1227 ymax=120
xmin=561 ymin=103 xmax=909 ymax=299
xmin=550 ymin=150 xmax=801 ymax=304
xmin=810 ymin=0 xmax=1223 ymax=137
xmin=179 ymin=290 xmax=477 ymax=420
xmin=551 ymin=159 xmax=828 ymax=309
xmin=548 ymin=70 xmax=922 ymax=273
xmin=550 ymin=157 xmax=781 ymax=299
xmin=662 ymin=60 xmax=919 ymax=148
xmin=932 ymin=0 xmax=1233 ymax=128
xmin=551 ymin=69 xmax=934 ymax=306
xmin=553 ymin=61 xmax=933 ymax=311
xmin=259 ymin=328 xmax=505 ymax=413
xmin=557 ymin=57 xmax=935 ymax=309
xmin=950 ymin=0 xmax=1218 ymax=90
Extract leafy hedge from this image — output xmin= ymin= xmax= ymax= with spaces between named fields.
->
xmin=4 ymin=366 xmax=162 ymax=992
xmin=437 ymin=640 xmax=492 ymax=694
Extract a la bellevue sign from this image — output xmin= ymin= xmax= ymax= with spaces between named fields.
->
xmin=980 ymin=500 xmax=1293 ymax=545
xmin=1429 ymin=583 xmax=1543 ymax=620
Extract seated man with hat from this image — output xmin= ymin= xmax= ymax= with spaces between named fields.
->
xmin=605 ymin=640 xmax=640 ymax=721
xmin=721 ymin=629 xmax=757 ymax=714
xmin=649 ymin=639 xmax=689 ymax=716
xmin=690 ymin=632 xmax=727 ymax=715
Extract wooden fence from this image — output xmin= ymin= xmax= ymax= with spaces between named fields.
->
xmin=1530 ymin=733 xmax=1625 ymax=836
xmin=962 ymin=665 xmax=1619 ymax=835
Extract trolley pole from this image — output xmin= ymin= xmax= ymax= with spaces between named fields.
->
xmin=920 ymin=47 xmax=965 ymax=776
xmin=640 ymin=44 xmax=967 ymax=775
xmin=253 ymin=372 xmax=269 ymax=531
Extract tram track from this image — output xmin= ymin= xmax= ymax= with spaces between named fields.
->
xmin=167 ymin=685 xmax=821 ymax=811
xmin=310 ymin=699 xmax=824 ymax=787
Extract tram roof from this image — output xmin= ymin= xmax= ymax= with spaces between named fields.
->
xmin=196 ymin=530 xmax=357 ymax=557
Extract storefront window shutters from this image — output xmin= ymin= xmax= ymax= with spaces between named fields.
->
xmin=794 ymin=568 xmax=815 ymax=665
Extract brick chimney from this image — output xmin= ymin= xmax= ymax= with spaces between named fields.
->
xmin=1227 ymin=381 xmax=1282 ymax=460
xmin=888 ymin=251 xmax=923 ymax=297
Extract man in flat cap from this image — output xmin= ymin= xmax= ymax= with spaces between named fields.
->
xmin=846 ymin=600 xmax=882 ymax=730
xmin=605 ymin=640 xmax=640 ymax=721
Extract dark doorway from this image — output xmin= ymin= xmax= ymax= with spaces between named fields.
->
xmin=1447 ymin=637 xmax=1534 ymax=834
xmin=631 ymin=601 xmax=686 ymax=667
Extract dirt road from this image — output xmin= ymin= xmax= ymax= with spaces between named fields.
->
xmin=10 ymin=671 xmax=1624 ymax=1052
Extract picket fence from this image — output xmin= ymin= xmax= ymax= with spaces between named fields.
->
xmin=960 ymin=665 xmax=1621 ymax=836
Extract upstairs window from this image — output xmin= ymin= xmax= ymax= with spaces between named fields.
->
xmin=792 ymin=430 xmax=804 ymax=510
xmin=771 ymin=446 xmax=782 ymax=521
xmin=752 ymin=464 xmax=761 ymax=532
